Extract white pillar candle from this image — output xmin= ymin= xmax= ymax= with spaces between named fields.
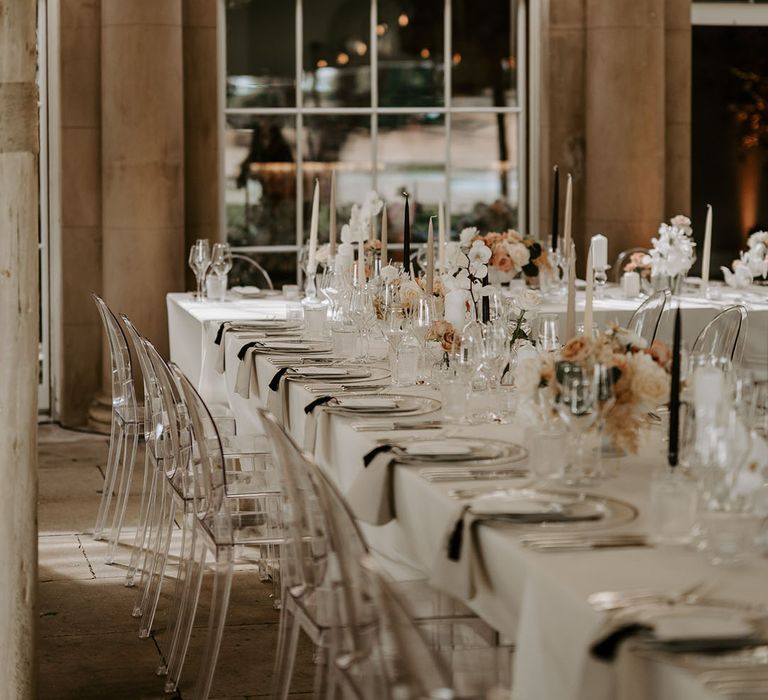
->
xmin=438 ymin=200 xmax=446 ymax=271
xmin=329 ymin=169 xmax=337 ymax=258
xmin=621 ymin=271 xmax=641 ymax=297
xmin=563 ymin=174 xmax=573 ymax=254
xmin=307 ymin=178 xmax=319 ymax=272
xmin=702 ymin=204 xmax=712 ymax=285
xmin=444 ymin=289 xmax=467 ymax=327
xmin=590 ymin=233 xmax=608 ymax=270
xmin=357 ymin=238 xmax=365 ymax=284
xmin=426 ymin=216 xmax=435 ymax=296
xmin=583 ymin=244 xmax=594 ymax=335
xmin=337 ymin=242 xmax=354 ymax=274
xmin=381 ymin=206 xmax=388 ymax=265
xmin=565 ymin=242 xmax=576 ymax=339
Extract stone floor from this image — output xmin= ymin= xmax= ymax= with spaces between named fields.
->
xmin=38 ymin=424 xmax=314 ymax=699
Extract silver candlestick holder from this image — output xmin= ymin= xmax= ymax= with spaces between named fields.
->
xmin=593 ymin=265 xmax=610 ymax=298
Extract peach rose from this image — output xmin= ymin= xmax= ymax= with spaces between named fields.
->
xmin=630 ymin=352 xmax=670 ymax=407
xmin=644 ymin=340 xmax=672 ymax=369
xmin=491 ymin=249 xmax=515 ymax=273
xmin=560 ymin=336 xmax=593 ymax=365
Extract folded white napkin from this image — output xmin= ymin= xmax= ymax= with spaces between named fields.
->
xmin=230 ymin=285 xmax=261 ymax=295
xmin=234 ymin=348 xmax=259 ymax=398
xmin=345 ymin=446 xmax=400 ymax=525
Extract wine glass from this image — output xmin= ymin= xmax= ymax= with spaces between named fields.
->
xmin=536 ymin=314 xmax=560 ymax=352
xmin=210 ymin=242 xmax=233 ymax=277
xmin=188 ymin=239 xmax=211 ymax=301
xmin=409 ymin=294 xmax=433 ymax=380
xmin=379 ymin=305 xmax=408 ymax=386
xmin=555 ymin=374 xmax=599 ymax=486
xmin=348 ymin=285 xmax=377 ymax=362
xmin=477 ymin=322 xmax=510 ymax=422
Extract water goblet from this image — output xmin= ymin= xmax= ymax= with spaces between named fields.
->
xmin=188 ymin=239 xmax=211 ymax=301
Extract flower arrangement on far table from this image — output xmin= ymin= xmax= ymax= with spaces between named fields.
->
xmin=623 ymin=251 xmax=652 ymax=281
xmin=722 ymin=231 xmax=768 ymax=288
xmin=516 ymin=326 xmax=672 ymax=453
xmin=647 ymin=215 xmax=696 ymax=293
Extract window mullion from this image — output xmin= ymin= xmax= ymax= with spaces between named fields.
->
xmin=295 ymin=0 xmax=304 ymax=283
xmin=444 ymin=0 xmax=452 ymax=239
xmin=371 ymin=0 xmax=378 ymax=191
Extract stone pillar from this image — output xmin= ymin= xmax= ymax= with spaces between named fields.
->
xmin=664 ymin=0 xmax=692 ymax=216
xmin=90 ymin=0 xmax=185 ymax=428
xmin=0 ymin=0 xmax=38 ymax=695
xmin=584 ymin=0 xmax=666 ymax=266
xmin=59 ymin=0 xmax=103 ymax=428
xmin=183 ymin=0 xmax=221 ymax=270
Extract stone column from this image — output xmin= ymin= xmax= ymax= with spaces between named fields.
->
xmin=90 ymin=0 xmax=185 ymax=428
xmin=584 ymin=0 xmax=666 ymax=266
xmin=0 ymin=0 xmax=38 ymax=695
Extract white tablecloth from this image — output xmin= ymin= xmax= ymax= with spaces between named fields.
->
xmin=167 ymin=291 xmax=768 ymax=700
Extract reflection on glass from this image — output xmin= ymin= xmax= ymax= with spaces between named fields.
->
xmin=303 ymin=0 xmax=370 ymax=107
xmin=302 ymin=116 xmax=373 ymax=239
xmin=452 ymin=0 xmax=517 ymax=106
xmin=224 ymin=117 xmax=297 ymax=248
xmin=450 ymin=113 xmax=518 ymax=232
xmin=229 ymin=251 xmax=297 ymax=290
xmin=378 ymin=0 xmax=444 ymax=107
xmin=378 ymin=115 xmax=445 ymax=251
xmin=226 ymin=0 xmax=295 ymax=108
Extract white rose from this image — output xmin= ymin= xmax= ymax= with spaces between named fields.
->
xmin=509 ymin=242 xmax=530 ymax=267
xmin=515 ymin=357 xmax=541 ymax=396
xmin=630 ymin=353 xmax=669 ymax=407
xmin=613 ymin=326 xmax=648 ymax=349
xmin=460 ymin=227 xmax=478 ymax=246
xmin=670 ymin=214 xmax=691 ymax=229
xmin=517 ymin=288 xmax=542 ymax=309
xmin=380 ymin=264 xmax=399 ymax=282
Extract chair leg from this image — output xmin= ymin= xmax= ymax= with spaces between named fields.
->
xmin=271 ymin=599 xmax=301 ymax=700
xmin=94 ymin=416 xmax=122 ymax=541
xmin=157 ymin=510 xmax=195 ymax=677
xmin=106 ymin=427 xmax=139 ymax=564
xmin=192 ymin=550 xmax=234 ymax=700
xmin=133 ymin=476 xmax=167 ymax=618
xmin=139 ymin=492 xmax=176 ymax=638
xmin=126 ymin=447 xmax=153 ymax=586
xmin=164 ymin=536 xmax=207 ymax=694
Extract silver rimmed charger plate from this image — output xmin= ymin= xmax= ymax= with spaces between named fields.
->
xmin=258 ymin=341 xmax=331 ymax=354
xmin=326 ymin=393 xmax=441 ymax=418
xmin=451 ymin=488 xmax=638 ymax=530
xmin=390 ymin=437 xmax=527 ymax=466
xmin=290 ymin=365 xmax=391 ymax=383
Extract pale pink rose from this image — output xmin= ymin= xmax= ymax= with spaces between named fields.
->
xmin=490 ymin=248 xmax=514 ymax=273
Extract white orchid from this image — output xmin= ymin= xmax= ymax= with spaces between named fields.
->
xmin=459 ymin=227 xmax=478 ymax=246
xmin=443 ymin=269 xmax=472 ymax=292
xmin=467 ymin=240 xmax=491 ymax=278
xmin=721 ymin=230 xmax=768 ymax=285
xmin=444 ymin=241 xmax=469 ymax=273
xmin=648 ymin=215 xmax=696 ymax=278
xmin=340 ymin=223 xmax=354 ymax=244
xmin=722 ymin=262 xmax=753 ymax=289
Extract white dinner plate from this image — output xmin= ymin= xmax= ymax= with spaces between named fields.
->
xmin=328 ymin=393 xmax=441 ymax=418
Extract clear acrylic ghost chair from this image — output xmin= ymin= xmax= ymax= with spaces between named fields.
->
xmin=613 ymin=247 xmax=649 ymax=283
xmin=692 ymin=305 xmax=749 ymax=364
xmin=312 ymin=463 xmax=510 ymax=700
xmin=256 ymin=410 xmax=512 ymax=700
xmin=256 ymin=410 xmax=341 ymax=700
xmin=91 ymin=294 xmax=143 ymax=563
xmin=626 ymin=289 xmax=669 ymax=345
xmin=336 ymin=556 xmax=455 ymax=700
xmin=118 ymin=321 xmax=279 ymax=652
xmin=167 ymin=366 xmax=284 ymax=699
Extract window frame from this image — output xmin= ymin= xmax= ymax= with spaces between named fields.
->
xmin=217 ymin=0 xmax=531 ymax=282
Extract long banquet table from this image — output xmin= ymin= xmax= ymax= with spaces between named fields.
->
xmin=167 ymin=290 xmax=768 ymax=700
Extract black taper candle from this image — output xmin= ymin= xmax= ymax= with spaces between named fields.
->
xmin=402 ymin=191 xmax=411 ymax=276
xmin=481 ymin=274 xmax=490 ymax=323
xmin=551 ymin=165 xmax=560 ymax=252
xmin=668 ymin=305 xmax=682 ymax=468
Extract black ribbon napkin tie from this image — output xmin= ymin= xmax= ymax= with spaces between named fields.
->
xmin=447 ymin=508 xmax=470 ymax=561
xmin=214 ymin=322 xmax=228 ymax=345
xmin=304 ymin=395 xmax=333 ymax=414
xmin=237 ymin=341 xmax=264 ymax=361
xmin=590 ymin=624 xmax=653 ymax=662
xmin=269 ymin=366 xmax=292 ymax=392
xmin=363 ymin=444 xmax=394 ymax=467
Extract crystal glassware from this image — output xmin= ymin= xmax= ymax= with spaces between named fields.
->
xmin=555 ymin=375 xmax=600 ymax=486
xmin=536 ymin=313 xmax=560 ymax=352
xmin=188 ymin=239 xmax=211 ymax=301
xmin=379 ymin=305 xmax=408 ymax=386
xmin=348 ymin=285 xmax=377 ymax=362
xmin=409 ymin=293 xmax=434 ymax=381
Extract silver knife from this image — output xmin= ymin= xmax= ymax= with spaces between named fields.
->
xmin=353 ymin=421 xmax=443 ymax=432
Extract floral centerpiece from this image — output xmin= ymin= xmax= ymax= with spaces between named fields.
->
xmin=647 ymin=215 xmax=696 ymax=293
xmin=516 ymin=326 xmax=672 ymax=453
xmin=623 ymin=251 xmax=652 ymax=281
xmin=721 ymin=231 xmax=768 ymax=288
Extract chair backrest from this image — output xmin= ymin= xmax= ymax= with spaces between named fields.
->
xmin=627 ymin=289 xmax=669 ymax=345
xmin=256 ymin=409 xmax=331 ymax=594
xmin=91 ymin=294 xmax=137 ymax=414
xmin=144 ymin=339 xmax=192 ymax=484
xmin=692 ymin=305 xmax=748 ymax=364
xmin=336 ymin=556 xmax=455 ymax=700
xmin=230 ymin=253 xmax=275 ymax=290
xmin=172 ymin=364 xmax=232 ymax=539
xmin=613 ymin=247 xmax=649 ymax=283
